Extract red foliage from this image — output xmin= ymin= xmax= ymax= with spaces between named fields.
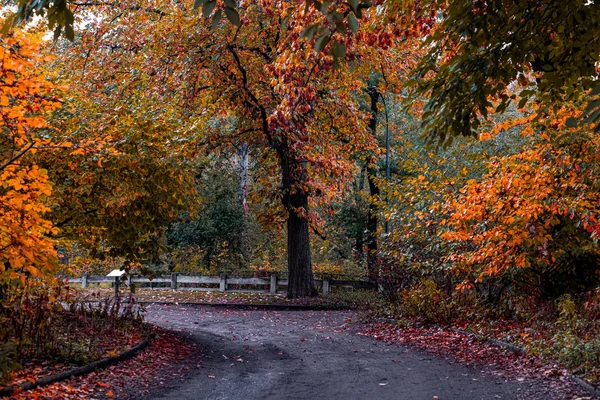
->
xmin=6 ymin=328 xmax=197 ymax=399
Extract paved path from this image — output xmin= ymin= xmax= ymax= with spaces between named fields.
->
xmin=142 ymin=304 xmax=554 ymax=400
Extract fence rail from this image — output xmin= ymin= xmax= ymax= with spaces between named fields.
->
xmin=67 ymin=273 xmax=375 ymax=295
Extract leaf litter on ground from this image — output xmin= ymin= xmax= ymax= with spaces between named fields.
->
xmin=4 ymin=328 xmax=198 ymax=399
xmin=360 ymin=322 xmax=594 ymax=399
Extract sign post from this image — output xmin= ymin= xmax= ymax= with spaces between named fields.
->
xmin=107 ymin=269 xmax=126 ymax=296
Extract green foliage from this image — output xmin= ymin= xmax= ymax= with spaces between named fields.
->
xmin=409 ymin=0 xmax=600 ymax=144
xmin=549 ymin=332 xmax=600 ymax=375
xmin=335 ymin=192 xmax=369 ymax=251
xmin=168 ymin=183 xmax=246 ymax=271
xmin=526 ymin=293 xmax=600 ymax=378
xmin=557 ymin=294 xmax=578 ymax=323
xmin=167 ymin=161 xmax=277 ymax=273
xmin=400 ymin=279 xmax=453 ymax=322
xmin=4 ymin=0 xmax=75 ymax=40
xmin=311 ymin=188 xmax=370 ymax=269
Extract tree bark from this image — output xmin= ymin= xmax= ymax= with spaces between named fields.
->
xmin=286 ymin=189 xmax=315 ymax=298
xmin=366 ymin=86 xmax=380 ymax=281
xmin=237 ymin=142 xmax=250 ymax=268
xmin=279 ymin=145 xmax=316 ymax=298
xmin=366 ymin=171 xmax=379 ymax=280
xmin=237 ymin=142 xmax=250 ymax=214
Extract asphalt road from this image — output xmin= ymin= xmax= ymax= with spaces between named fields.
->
xmin=140 ymin=304 xmax=580 ymax=400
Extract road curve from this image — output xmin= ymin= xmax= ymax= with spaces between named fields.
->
xmin=142 ymin=304 xmax=549 ymax=400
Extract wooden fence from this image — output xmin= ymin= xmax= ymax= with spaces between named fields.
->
xmin=67 ymin=273 xmax=375 ymax=295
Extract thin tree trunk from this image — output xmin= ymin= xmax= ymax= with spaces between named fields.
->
xmin=354 ymin=236 xmax=365 ymax=263
xmin=366 ymin=86 xmax=380 ymax=281
xmin=237 ymin=142 xmax=249 ymax=214
xmin=237 ymin=142 xmax=250 ymax=268
xmin=366 ymin=172 xmax=379 ymax=280
xmin=353 ymin=175 xmax=365 ymax=263
xmin=279 ymin=146 xmax=315 ymax=298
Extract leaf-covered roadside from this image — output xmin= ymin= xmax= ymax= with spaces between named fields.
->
xmin=360 ymin=322 xmax=593 ymax=399
xmin=351 ymin=283 xmax=600 ymax=388
xmin=440 ymin=294 xmax=600 ymax=387
xmin=0 ymin=287 xmax=147 ymax=390
xmin=2 ymin=327 xmax=197 ymax=399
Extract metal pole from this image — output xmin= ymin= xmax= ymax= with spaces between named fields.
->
xmin=381 ymin=94 xmax=391 ymax=235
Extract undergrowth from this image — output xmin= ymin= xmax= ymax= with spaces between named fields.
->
xmin=0 ymin=280 xmax=147 ymax=385
xmin=391 ymin=279 xmax=600 ymax=385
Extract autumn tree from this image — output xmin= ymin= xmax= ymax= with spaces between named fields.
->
xmin=186 ymin=0 xmax=378 ymax=297
xmin=12 ymin=0 xmax=600 ymax=138
xmin=40 ymin=0 xmax=386 ymax=297
xmin=0 ymin=27 xmax=61 ymax=289
xmin=36 ymin=19 xmax=202 ymax=267
xmin=442 ymin=103 xmax=600 ymax=298
xmin=348 ymin=24 xmax=427 ymax=280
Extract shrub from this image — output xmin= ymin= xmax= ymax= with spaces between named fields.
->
xmin=401 ymin=279 xmax=451 ymax=322
xmin=0 ymin=279 xmax=145 ymax=384
xmin=546 ymin=331 xmax=600 ymax=375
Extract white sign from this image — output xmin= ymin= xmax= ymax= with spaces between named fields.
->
xmin=107 ymin=269 xmax=126 ymax=277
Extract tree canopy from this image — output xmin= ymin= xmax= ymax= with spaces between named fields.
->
xmin=2 ymin=0 xmax=599 ymax=300
xmin=408 ymin=0 xmax=600 ymax=144
xmin=8 ymin=0 xmax=600 ymax=145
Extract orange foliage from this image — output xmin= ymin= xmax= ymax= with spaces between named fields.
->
xmin=0 ymin=28 xmax=61 ymax=282
xmin=442 ymin=104 xmax=600 ymax=287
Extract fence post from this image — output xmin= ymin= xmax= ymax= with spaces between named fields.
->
xmin=171 ymin=273 xmax=178 ymax=290
xmin=219 ymin=273 xmax=227 ymax=292
xmin=82 ymin=272 xmax=88 ymax=289
xmin=270 ymin=274 xmax=278 ymax=293
xmin=322 ymin=277 xmax=330 ymax=295
xmin=126 ymin=274 xmax=132 ymax=287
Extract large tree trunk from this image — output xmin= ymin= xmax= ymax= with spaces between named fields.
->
xmin=286 ymin=188 xmax=315 ymax=298
xmin=279 ymin=146 xmax=316 ymax=298
xmin=366 ymin=86 xmax=380 ymax=281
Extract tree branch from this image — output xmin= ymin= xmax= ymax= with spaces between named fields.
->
xmin=0 ymin=141 xmax=35 ymax=172
xmin=227 ymin=45 xmax=274 ymax=146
